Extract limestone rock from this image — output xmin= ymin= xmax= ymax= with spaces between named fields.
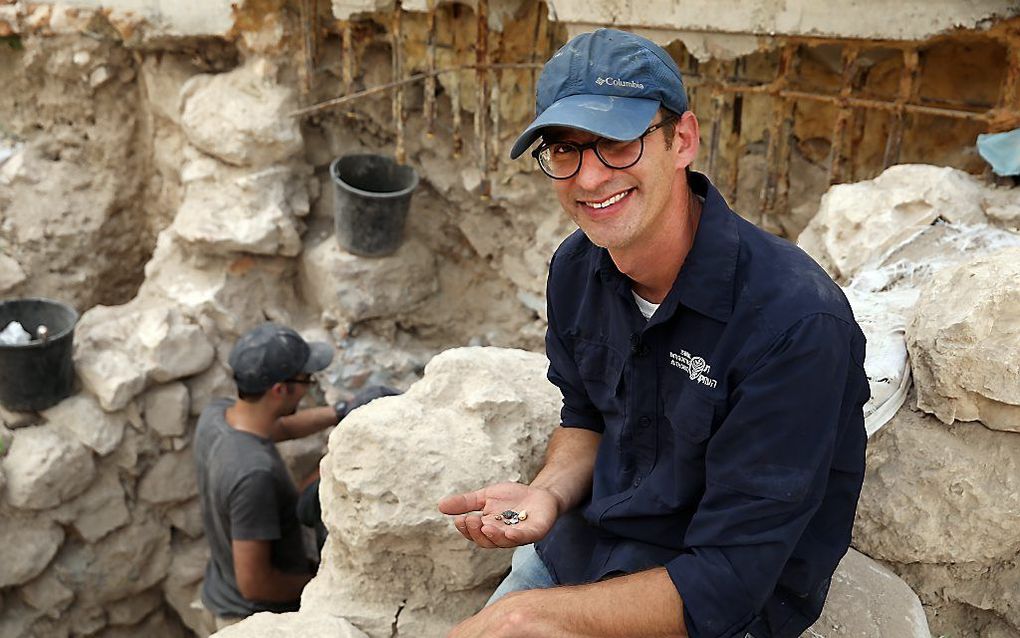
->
xmin=53 ymin=511 xmax=172 ymax=605
xmin=20 ymin=569 xmax=74 ymax=619
xmin=853 ymin=400 xmax=1020 ymax=563
xmin=277 ymin=432 xmax=329 ymax=485
xmin=0 ymin=404 xmax=41 ymax=429
xmin=139 ymin=233 xmax=301 ymax=337
xmin=139 ymin=449 xmax=198 ymax=504
xmin=43 ymin=395 xmax=126 ymax=456
xmin=167 ymin=497 xmax=205 ymax=538
xmin=52 ymin=465 xmax=130 ymax=542
xmin=179 ymin=62 xmax=303 ymax=168
xmin=106 ymin=588 xmax=163 ymax=626
xmin=74 ymin=301 xmax=215 ymax=411
xmin=0 ymin=251 xmax=26 ymax=292
xmin=3 ymin=424 xmax=96 ymax=510
xmin=213 ymin=612 xmax=369 ymax=638
xmin=798 ymin=165 xmax=992 ymax=281
xmin=0 ymin=518 xmax=64 ymax=587
xmin=171 ymin=158 xmax=307 ymax=257
xmin=807 ymin=548 xmax=930 ymax=637
xmin=906 ymin=248 xmax=1020 ymax=432
xmin=163 ymin=539 xmax=213 ymax=638
xmin=302 ymin=347 xmax=560 ymax=636
xmin=143 ymin=382 xmax=190 ymax=438
xmin=299 ymin=238 xmax=439 ymax=324
xmin=185 ymin=360 xmax=237 ymax=418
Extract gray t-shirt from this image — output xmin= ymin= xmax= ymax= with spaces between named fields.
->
xmin=194 ymin=398 xmax=309 ymax=617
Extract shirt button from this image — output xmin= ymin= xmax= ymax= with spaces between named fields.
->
xmin=633 ymin=477 xmax=642 ymax=487
xmin=639 ymin=416 xmax=651 ymax=428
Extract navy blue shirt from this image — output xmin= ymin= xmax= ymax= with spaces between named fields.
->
xmin=536 ymin=172 xmax=869 ymax=638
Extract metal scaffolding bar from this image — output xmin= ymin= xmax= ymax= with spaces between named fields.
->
xmin=760 ymin=44 xmax=797 ymax=220
xmin=882 ymin=48 xmax=920 ymax=168
xmin=341 ymin=20 xmax=354 ymax=95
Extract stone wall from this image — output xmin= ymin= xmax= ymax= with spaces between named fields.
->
xmin=0 ymin=2 xmax=1018 ymax=637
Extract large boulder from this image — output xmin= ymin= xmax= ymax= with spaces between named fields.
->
xmin=807 ymin=548 xmax=930 ymax=637
xmin=213 ymin=612 xmax=369 ymax=637
xmin=2 ymin=423 xmax=96 ymax=509
xmin=854 ymin=399 xmax=1020 ymax=564
xmin=138 ymin=449 xmax=199 ymax=505
xmin=43 ymin=394 xmax=126 ymax=456
xmin=299 ymin=237 xmax=439 ymax=324
xmin=798 ymin=165 xmax=1001 ymax=281
xmin=74 ymin=301 xmax=215 ymax=411
xmin=0 ymin=518 xmax=64 ymax=588
xmin=906 ymin=248 xmax=1020 ymax=432
xmin=301 ymin=346 xmax=560 ymax=637
xmin=143 ymin=382 xmax=191 ymax=438
xmin=51 ymin=464 xmax=131 ymax=542
xmin=179 ymin=60 xmax=303 ymax=168
xmin=170 ymin=152 xmax=309 ymax=257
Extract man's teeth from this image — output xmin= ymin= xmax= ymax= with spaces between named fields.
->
xmin=585 ymin=190 xmax=628 ymax=209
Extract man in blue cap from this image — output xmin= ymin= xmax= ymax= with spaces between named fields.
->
xmin=440 ymin=29 xmax=868 ymax=638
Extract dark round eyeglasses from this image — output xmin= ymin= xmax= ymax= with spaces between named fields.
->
xmin=286 ymin=376 xmax=314 ymax=385
xmin=532 ymin=116 xmax=678 ymax=180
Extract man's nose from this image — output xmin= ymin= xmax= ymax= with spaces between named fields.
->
xmin=573 ymin=147 xmax=614 ymax=191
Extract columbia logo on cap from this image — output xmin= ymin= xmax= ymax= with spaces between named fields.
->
xmin=595 ymin=76 xmax=645 ymax=89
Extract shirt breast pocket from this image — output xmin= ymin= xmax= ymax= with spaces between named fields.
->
xmin=663 ymin=386 xmax=718 ymax=444
xmin=572 ymin=339 xmax=626 ymax=415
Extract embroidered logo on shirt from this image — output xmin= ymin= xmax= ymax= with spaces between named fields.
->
xmin=669 ymin=349 xmax=718 ymax=389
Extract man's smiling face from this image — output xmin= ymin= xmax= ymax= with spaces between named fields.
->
xmin=545 ymin=118 xmax=681 ymax=252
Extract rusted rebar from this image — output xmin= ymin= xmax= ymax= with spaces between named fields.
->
xmin=705 ymin=62 xmax=727 ymax=178
xmin=341 ymin=20 xmax=354 ymax=96
xmin=993 ymin=38 xmax=1020 ymax=130
xmin=298 ymin=0 xmax=316 ymax=96
xmin=476 ymin=0 xmax=490 ymax=196
xmin=827 ymin=45 xmax=861 ymax=184
xmin=882 ymin=48 xmax=919 ymax=169
xmin=392 ymin=1 xmax=405 ymax=164
xmin=760 ymin=44 xmax=797 ymax=221
xmin=424 ymin=0 xmax=437 ymax=137
xmin=726 ymin=93 xmax=744 ymax=205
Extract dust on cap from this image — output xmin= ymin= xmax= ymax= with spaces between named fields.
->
xmin=228 ymin=322 xmax=334 ymax=395
xmin=510 ymin=28 xmax=688 ymax=160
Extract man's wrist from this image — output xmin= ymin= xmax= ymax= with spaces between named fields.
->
xmin=332 ymin=400 xmax=349 ymax=423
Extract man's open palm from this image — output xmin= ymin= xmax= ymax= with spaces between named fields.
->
xmin=438 ymin=482 xmax=559 ymax=549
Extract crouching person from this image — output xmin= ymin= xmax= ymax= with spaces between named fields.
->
xmin=194 ymin=322 xmax=342 ymax=629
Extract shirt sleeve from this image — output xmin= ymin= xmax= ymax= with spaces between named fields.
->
xmin=229 ymin=470 xmax=282 ymax=541
xmin=666 ymin=313 xmax=864 ymax=638
xmin=545 ymin=259 xmax=606 ymax=433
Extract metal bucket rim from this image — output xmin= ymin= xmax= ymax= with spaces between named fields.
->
xmin=0 ymin=297 xmax=79 ymax=350
xmin=330 ymin=155 xmax=419 ymax=200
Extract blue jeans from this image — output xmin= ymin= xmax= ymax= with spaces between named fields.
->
xmin=486 ymin=544 xmax=557 ymax=606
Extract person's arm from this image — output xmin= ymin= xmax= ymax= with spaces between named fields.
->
xmin=270 ymin=406 xmax=337 ymax=442
xmin=449 ymin=568 xmax=686 ymax=638
xmin=232 ymin=539 xmax=312 ymax=602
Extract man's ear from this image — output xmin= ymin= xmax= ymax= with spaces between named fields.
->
xmin=270 ymin=382 xmax=290 ymax=397
xmin=674 ymin=111 xmax=700 ymax=170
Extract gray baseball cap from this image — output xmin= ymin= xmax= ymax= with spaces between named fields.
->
xmin=228 ymin=323 xmax=333 ymax=394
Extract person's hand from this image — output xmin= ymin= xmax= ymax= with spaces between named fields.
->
xmin=438 ymin=482 xmax=560 ymax=549
xmin=447 ymin=591 xmax=550 ymax=638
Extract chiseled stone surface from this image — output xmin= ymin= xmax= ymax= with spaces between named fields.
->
xmin=179 ymin=60 xmax=304 ymax=169
xmin=74 ymin=302 xmax=215 ymax=411
xmin=854 ymin=400 xmax=1020 ymax=564
xmin=807 ymin=549 xmax=931 ymax=637
xmin=143 ymin=382 xmax=191 ymax=438
xmin=798 ymin=165 xmax=994 ymax=281
xmin=0 ymin=518 xmax=64 ymax=588
xmin=51 ymin=465 xmax=131 ymax=542
xmin=301 ymin=347 xmax=560 ymax=637
xmin=138 ymin=449 xmax=199 ymax=505
xmin=213 ymin=611 xmax=370 ymax=637
xmin=2 ymin=424 xmax=96 ymax=510
xmin=19 ymin=569 xmax=75 ymax=619
xmin=299 ymin=237 xmax=439 ymax=325
xmin=906 ymin=248 xmax=1020 ymax=433
xmin=43 ymin=394 xmax=126 ymax=456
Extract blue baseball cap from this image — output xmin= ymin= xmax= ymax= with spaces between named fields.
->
xmin=510 ymin=28 xmax=688 ymax=160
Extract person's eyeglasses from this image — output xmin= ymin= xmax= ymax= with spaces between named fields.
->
xmin=286 ymin=376 xmax=314 ymax=386
xmin=532 ymin=116 xmax=678 ymax=180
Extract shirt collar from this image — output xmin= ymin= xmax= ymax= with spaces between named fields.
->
xmin=588 ymin=171 xmax=739 ymax=323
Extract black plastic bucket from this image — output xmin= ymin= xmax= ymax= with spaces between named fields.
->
xmin=0 ymin=298 xmax=79 ymax=411
xmin=330 ymin=154 xmax=419 ymax=257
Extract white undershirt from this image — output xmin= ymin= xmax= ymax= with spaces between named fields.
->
xmin=631 ymin=291 xmax=660 ymax=320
